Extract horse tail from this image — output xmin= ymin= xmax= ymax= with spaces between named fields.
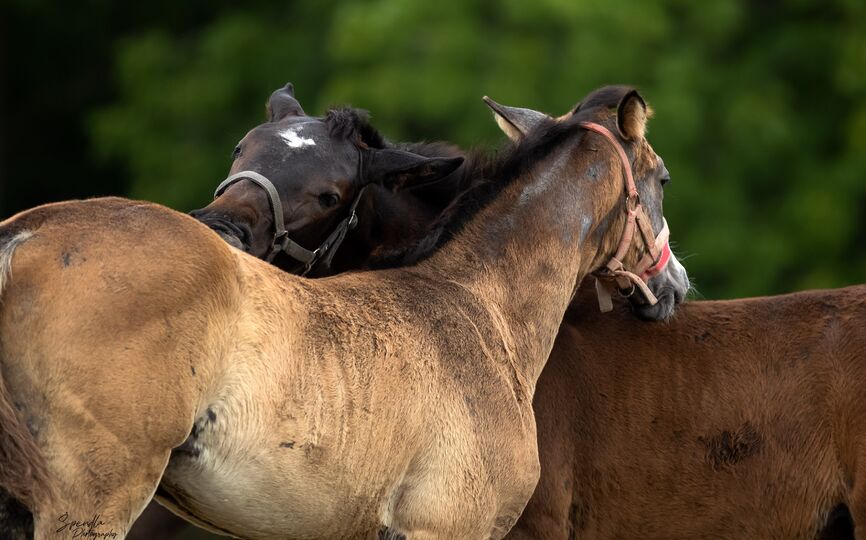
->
xmin=0 ymin=228 xmax=53 ymax=510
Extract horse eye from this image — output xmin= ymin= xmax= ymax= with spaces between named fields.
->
xmin=318 ymin=193 xmax=340 ymax=208
xmin=231 ymin=145 xmax=242 ymax=160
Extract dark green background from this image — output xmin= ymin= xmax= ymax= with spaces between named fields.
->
xmin=3 ymin=0 xmax=865 ymax=300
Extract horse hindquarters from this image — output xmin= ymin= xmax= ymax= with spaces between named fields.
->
xmin=0 ymin=199 xmax=238 ymax=538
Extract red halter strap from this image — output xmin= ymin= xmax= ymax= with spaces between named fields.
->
xmin=579 ymin=121 xmax=672 ymax=312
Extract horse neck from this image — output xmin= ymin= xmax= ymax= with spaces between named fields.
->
xmin=418 ymin=142 xmax=612 ymax=387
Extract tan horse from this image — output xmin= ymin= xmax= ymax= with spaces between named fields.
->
xmin=0 ymin=86 xmax=683 ymax=539
xmin=134 ymin=84 xmax=690 ymax=540
xmin=142 ymin=87 xmax=862 ymax=539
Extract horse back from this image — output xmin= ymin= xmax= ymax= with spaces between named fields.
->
xmin=515 ymin=284 xmax=866 ymax=539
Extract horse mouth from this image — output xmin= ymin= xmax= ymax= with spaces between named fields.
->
xmin=632 ymin=285 xmax=682 ymax=321
xmin=215 ymin=229 xmax=246 ymax=251
xmin=199 ymin=217 xmax=249 ymax=252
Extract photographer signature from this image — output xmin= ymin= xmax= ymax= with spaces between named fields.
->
xmin=55 ymin=513 xmax=118 ymax=539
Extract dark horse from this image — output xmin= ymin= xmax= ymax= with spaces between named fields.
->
xmin=190 ymin=82 xmax=467 ymax=279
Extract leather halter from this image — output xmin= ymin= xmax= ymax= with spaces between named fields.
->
xmin=213 ymin=156 xmax=367 ymax=275
xmin=579 ymin=121 xmax=672 ymax=312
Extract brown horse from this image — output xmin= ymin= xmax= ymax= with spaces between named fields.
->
xmin=136 ymin=277 xmax=866 ymax=540
xmin=0 ymin=86 xmax=684 ymax=539
xmin=504 ymin=284 xmax=865 ymax=540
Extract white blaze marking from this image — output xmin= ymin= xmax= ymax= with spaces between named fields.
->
xmin=278 ymin=127 xmax=315 ymax=149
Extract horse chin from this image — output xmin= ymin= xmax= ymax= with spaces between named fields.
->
xmin=632 ymin=287 xmax=678 ymax=321
xmin=198 ymin=217 xmax=250 ymax=252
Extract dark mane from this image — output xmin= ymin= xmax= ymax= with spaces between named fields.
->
xmin=371 ymin=85 xmax=637 ymax=268
xmin=325 ymin=106 xmax=388 ymax=149
xmin=326 ymin=107 xmax=473 ymax=207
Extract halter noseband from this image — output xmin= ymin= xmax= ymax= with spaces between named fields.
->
xmin=213 ymin=153 xmax=367 ymax=275
xmin=579 ymin=121 xmax=672 ymax=312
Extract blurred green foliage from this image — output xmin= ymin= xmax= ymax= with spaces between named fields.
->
xmin=4 ymin=0 xmax=866 ymax=300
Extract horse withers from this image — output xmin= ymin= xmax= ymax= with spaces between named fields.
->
xmin=0 ymin=86 xmax=686 ymax=539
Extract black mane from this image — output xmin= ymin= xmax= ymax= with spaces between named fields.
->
xmin=371 ymin=85 xmax=636 ymax=268
xmin=325 ymin=107 xmax=474 ymax=208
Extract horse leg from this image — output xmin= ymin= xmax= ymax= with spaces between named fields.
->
xmin=382 ymin=466 xmax=533 ymax=540
xmin=9 ymin=360 xmax=194 ymax=539
xmin=2 ymin=350 xmax=196 ymax=540
xmin=31 ymin=442 xmax=172 ymax=540
xmin=381 ymin=477 xmax=492 ymax=540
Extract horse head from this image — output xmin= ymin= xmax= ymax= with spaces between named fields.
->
xmin=190 ymin=82 xmax=463 ymax=274
xmin=483 ymin=88 xmax=690 ymax=320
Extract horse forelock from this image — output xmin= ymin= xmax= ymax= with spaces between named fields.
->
xmin=325 ymin=107 xmax=389 ymax=149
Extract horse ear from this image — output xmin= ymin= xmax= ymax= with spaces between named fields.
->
xmin=616 ymin=90 xmax=649 ymax=140
xmin=267 ymin=82 xmax=306 ymax=121
xmin=482 ymin=96 xmax=548 ymax=141
xmin=366 ymin=149 xmax=464 ymax=191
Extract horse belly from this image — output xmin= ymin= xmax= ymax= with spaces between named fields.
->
xmin=161 ymin=443 xmax=380 ymax=539
xmin=155 ymin=385 xmax=412 ymax=540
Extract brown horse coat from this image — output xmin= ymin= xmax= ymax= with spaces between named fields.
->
xmin=507 ymin=284 xmax=866 ymax=539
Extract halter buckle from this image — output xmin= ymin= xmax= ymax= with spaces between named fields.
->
xmin=617 ymin=282 xmax=636 ymax=298
xmin=300 ymin=247 xmax=322 ymax=276
xmin=274 ymin=230 xmax=291 ymax=250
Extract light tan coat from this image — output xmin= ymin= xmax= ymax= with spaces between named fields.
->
xmin=0 ymin=89 xmax=668 ymax=539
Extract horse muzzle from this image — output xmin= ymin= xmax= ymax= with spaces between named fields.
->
xmin=190 ymin=210 xmax=251 ymax=252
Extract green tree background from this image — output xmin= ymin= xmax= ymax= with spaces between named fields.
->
xmin=3 ymin=0 xmax=865 ymax=303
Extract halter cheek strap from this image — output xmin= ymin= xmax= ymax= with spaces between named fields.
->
xmin=579 ymin=121 xmax=673 ymax=312
xmin=213 ymin=170 xmax=366 ymax=275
